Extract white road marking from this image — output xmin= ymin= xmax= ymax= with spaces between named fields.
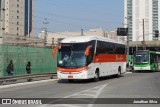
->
xmin=87 ymin=84 xmax=107 ymax=107
xmin=48 ymin=84 xmax=108 ymax=107
xmin=124 ymin=72 xmax=132 ymax=74
xmin=75 ymin=93 xmax=95 ymax=97
xmin=63 ymin=84 xmax=108 ymax=98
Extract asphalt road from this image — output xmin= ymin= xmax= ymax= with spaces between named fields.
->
xmin=0 ymin=71 xmax=160 ymax=107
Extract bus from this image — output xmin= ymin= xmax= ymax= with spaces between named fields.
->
xmin=133 ymin=50 xmax=160 ymax=71
xmin=52 ymin=35 xmax=126 ymax=82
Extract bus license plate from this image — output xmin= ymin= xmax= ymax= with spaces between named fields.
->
xmin=68 ymin=75 xmax=73 ymax=78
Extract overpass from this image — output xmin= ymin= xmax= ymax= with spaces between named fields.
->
xmin=129 ymin=40 xmax=160 ymax=47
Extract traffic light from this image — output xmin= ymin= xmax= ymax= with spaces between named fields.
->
xmin=155 ymin=30 xmax=159 ymax=37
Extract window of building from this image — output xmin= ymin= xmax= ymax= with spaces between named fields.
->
xmin=17 ymin=4 xmax=19 ymax=7
xmin=17 ymin=16 xmax=19 ymax=19
xmin=17 ymin=10 xmax=19 ymax=13
xmin=17 ymin=22 xmax=19 ymax=25
xmin=17 ymin=27 xmax=19 ymax=31
xmin=17 ymin=33 xmax=19 ymax=36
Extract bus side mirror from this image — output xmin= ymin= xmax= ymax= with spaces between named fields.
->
xmin=52 ymin=46 xmax=58 ymax=56
xmin=85 ymin=45 xmax=92 ymax=56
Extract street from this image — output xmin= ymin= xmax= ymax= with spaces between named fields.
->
xmin=0 ymin=71 xmax=160 ymax=107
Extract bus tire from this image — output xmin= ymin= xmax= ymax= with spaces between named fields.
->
xmin=93 ymin=70 xmax=99 ymax=82
xmin=154 ymin=65 xmax=158 ymax=72
xmin=117 ymin=67 xmax=121 ymax=78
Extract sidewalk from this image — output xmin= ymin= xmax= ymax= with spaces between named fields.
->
xmin=0 ymin=75 xmax=57 ymax=86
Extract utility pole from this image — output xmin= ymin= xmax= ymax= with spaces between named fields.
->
xmin=142 ymin=19 xmax=146 ymax=50
xmin=43 ymin=18 xmax=49 ymax=47
xmin=127 ymin=27 xmax=129 ymax=55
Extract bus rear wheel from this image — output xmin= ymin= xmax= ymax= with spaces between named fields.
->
xmin=116 ymin=67 xmax=121 ymax=78
xmin=93 ymin=71 xmax=99 ymax=82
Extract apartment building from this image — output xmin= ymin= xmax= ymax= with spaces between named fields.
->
xmin=0 ymin=0 xmax=34 ymax=37
xmin=124 ymin=0 xmax=160 ymax=41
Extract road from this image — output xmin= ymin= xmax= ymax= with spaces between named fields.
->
xmin=0 ymin=71 xmax=160 ymax=107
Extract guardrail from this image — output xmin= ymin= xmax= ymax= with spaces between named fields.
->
xmin=0 ymin=73 xmax=57 ymax=85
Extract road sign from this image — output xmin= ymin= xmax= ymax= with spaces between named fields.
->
xmin=117 ymin=28 xmax=128 ymax=36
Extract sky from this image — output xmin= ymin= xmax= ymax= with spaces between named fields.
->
xmin=35 ymin=0 xmax=124 ymax=35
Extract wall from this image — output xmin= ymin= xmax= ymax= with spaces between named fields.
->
xmin=0 ymin=45 xmax=57 ymax=77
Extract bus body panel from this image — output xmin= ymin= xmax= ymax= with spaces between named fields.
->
xmin=134 ymin=65 xmax=151 ymax=71
xmin=133 ymin=50 xmax=160 ymax=71
xmin=55 ymin=35 xmax=126 ymax=80
xmin=57 ymin=62 xmax=126 ymax=80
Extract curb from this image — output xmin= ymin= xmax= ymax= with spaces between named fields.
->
xmin=0 ymin=79 xmax=58 ymax=89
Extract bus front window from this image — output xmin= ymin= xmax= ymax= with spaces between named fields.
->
xmin=134 ymin=53 xmax=149 ymax=64
xmin=58 ymin=43 xmax=87 ymax=68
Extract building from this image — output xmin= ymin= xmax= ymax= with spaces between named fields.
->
xmin=0 ymin=0 xmax=34 ymax=38
xmin=124 ymin=0 xmax=160 ymax=41
xmin=38 ymin=28 xmax=122 ymax=46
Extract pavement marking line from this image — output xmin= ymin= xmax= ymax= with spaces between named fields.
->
xmin=87 ymin=84 xmax=108 ymax=107
xmin=124 ymin=72 xmax=132 ymax=74
xmin=75 ymin=93 xmax=95 ymax=97
xmin=50 ymin=84 xmax=108 ymax=107
xmin=0 ymin=79 xmax=58 ymax=89
xmin=64 ymin=84 xmax=108 ymax=98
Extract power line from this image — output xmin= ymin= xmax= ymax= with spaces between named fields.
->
xmin=5 ymin=3 xmax=122 ymax=27
xmin=2 ymin=19 xmax=83 ymax=36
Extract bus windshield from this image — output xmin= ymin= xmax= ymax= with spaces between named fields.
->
xmin=134 ymin=51 xmax=149 ymax=64
xmin=57 ymin=43 xmax=87 ymax=68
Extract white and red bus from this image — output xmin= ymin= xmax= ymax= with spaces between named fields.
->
xmin=52 ymin=35 xmax=126 ymax=82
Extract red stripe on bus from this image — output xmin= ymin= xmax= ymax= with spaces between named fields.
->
xmin=93 ymin=54 xmax=126 ymax=63
xmin=57 ymin=66 xmax=88 ymax=72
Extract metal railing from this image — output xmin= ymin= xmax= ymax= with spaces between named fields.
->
xmin=0 ymin=73 xmax=57 ymax=85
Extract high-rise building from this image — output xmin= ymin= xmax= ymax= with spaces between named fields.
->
xmin=124 ymin=0 xmax=160 ymax=41
xmin=0 ymin=0 xmax=34 ymax=37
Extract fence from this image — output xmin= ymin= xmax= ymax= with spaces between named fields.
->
xmin=0 ymin=44 xmax=57 ymax=77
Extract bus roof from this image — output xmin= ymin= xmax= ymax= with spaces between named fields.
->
xmin=135 ymin=50 xmax=160 ymax=54
xmin=60 ymin=35 xmax=125 ymax=45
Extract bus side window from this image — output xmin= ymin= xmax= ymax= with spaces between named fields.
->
xmin=87 ymin=47 xmax=94 ymax=64
xmin=96 ymin=41 xmax=101 ymax=55
xmin=87 ymin=40 xmax=96 ymax=64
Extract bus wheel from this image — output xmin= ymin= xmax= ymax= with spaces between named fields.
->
xmin=154 ymin=65 xmax=158 ymax=72
xmin=117 ymin=67 xmax=121 ymax=78
xmin=93 ymin=70 xmax=99 ymax=82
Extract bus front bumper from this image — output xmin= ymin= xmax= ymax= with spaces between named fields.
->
xmin=57 ymin=70 xmax=90 ymax=80
xmin=134 ymin=66 xmax=150 ymax=71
